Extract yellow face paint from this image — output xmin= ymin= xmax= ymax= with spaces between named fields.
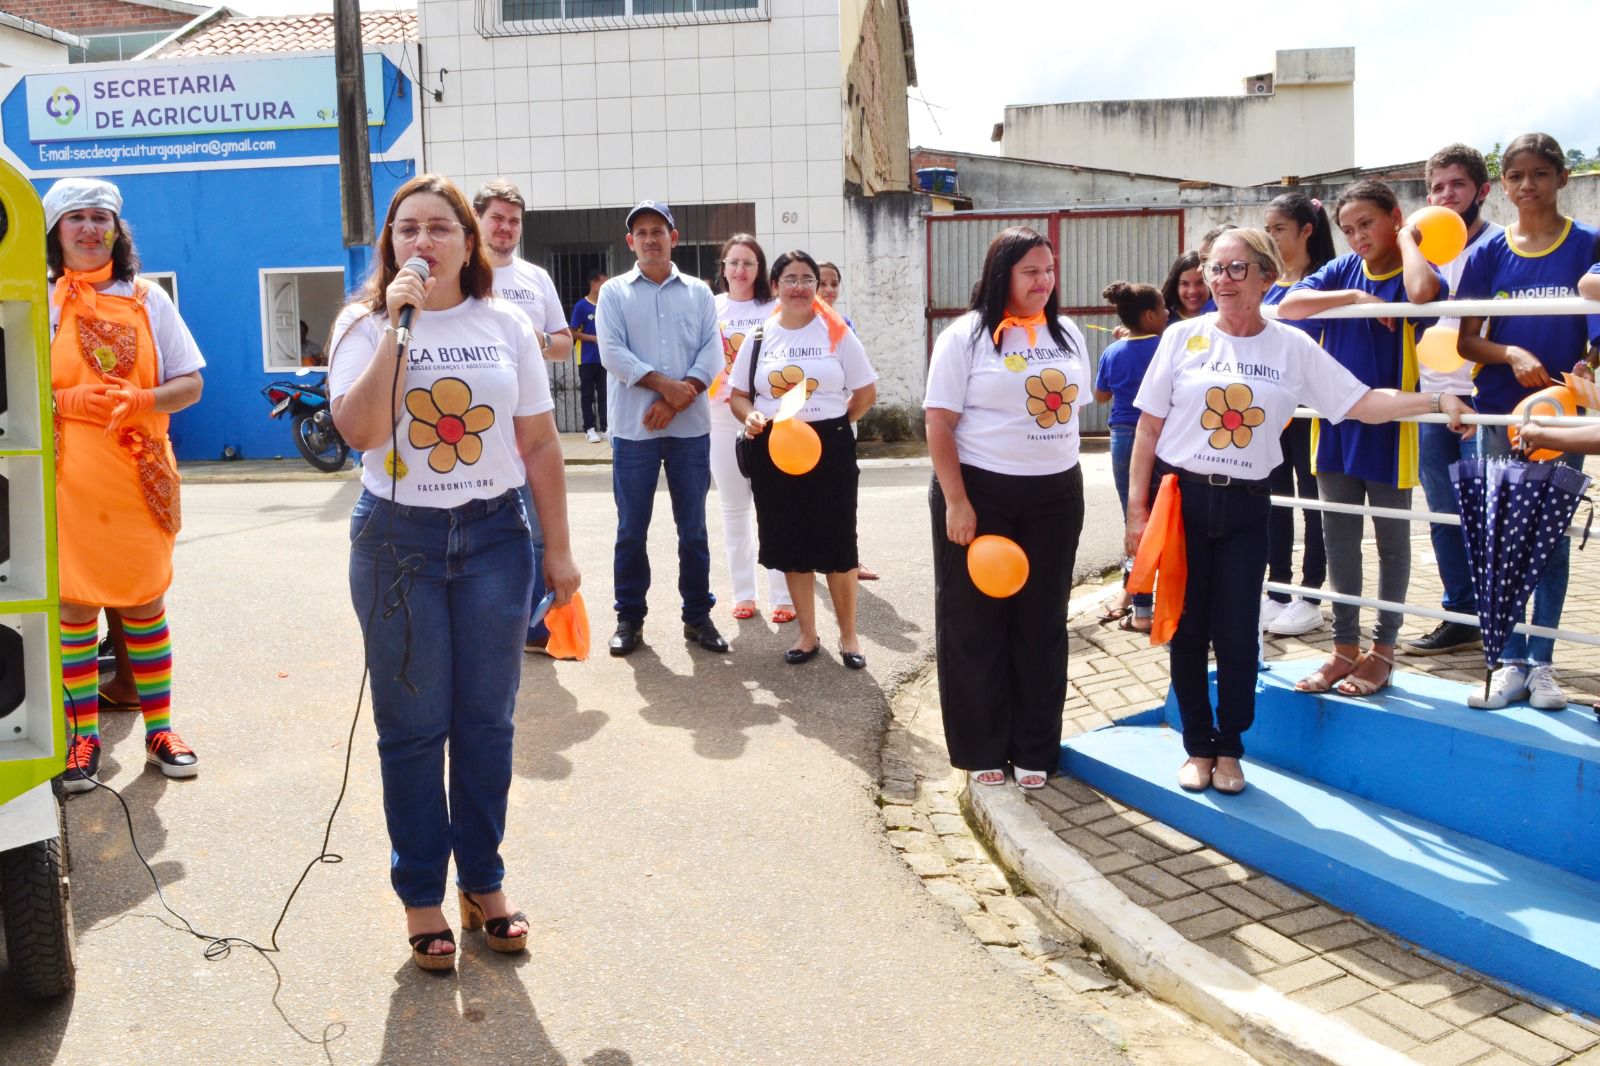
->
xmin=103 ymin=229 xmax=116 ymax=249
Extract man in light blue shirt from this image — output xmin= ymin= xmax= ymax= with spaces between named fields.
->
xmin=598 ymin=200 xmax=727 ymax=656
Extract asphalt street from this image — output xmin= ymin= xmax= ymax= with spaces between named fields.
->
xmin=2 ymin=455 xmax=1130 ymax=1065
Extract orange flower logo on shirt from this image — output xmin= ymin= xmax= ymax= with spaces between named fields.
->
xmin=406 ymin=377 xmax=495 ymax=473
xmin=1201 ymin=384 xmax=1266 ymax=449
xmin=1025 ymin=368 xmax=1077 ymax=428
xmin=769 ymin=364 xmax=819 ymax=399
xmin=723 ymin=331 xmax=744 ymax=371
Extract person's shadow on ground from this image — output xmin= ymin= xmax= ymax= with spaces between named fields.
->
xmin=513 ymin=656 xmax=608 ymax=781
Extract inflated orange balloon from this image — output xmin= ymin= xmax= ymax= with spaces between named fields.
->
xmin=769 ymin=417 xmax=821 ymax=475
xmin=1407 ymin=205 xmax=1469 ymax=265
xmin=967 ymin=535 xmax=1029 ymax=598
xmin=1416 ymin=326 xmax=1464 ymax=373
xmin=1509 ymin=385 xmax=1580 ymax=461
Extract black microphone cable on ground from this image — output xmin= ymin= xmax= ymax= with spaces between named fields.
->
xmin=53 ymin=277 xmax=429 ymax=1061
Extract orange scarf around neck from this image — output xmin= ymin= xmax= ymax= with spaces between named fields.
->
xmin=992 ymin=311 xmax=1048 ymax=349
xmin=52 ymin=260 xmax=114 ymax=316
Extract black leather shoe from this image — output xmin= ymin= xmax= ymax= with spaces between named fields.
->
xmin=841 ymin=650 xmax=867 ymax=670
xmin=609 ymin=620 xmax=643 ymax=656
xmin=683 ymin=620 xmax=730 ymax=653
xmin=785 ymin=645 xmax=820 ymax=665
xmin=1401 ymin=620 xmax=1482 ymax=656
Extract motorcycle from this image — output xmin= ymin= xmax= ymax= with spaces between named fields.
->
xmin=261 ymin=368 xmax=350 ymax=472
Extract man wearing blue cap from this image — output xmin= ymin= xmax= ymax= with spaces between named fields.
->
xmin=598 ymin=200 xmax=728 ymax=655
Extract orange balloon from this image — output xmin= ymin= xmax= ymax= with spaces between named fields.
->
xmin=769 ymin=417 xmax=821 ymax=475
xmin=1407 ymin=205 xmax=1469 ymax=265
xmin=967 ymin=535 xmax=1029 ymax=598
xmin=1416 ymin=326 xmax=1463 ymax=373
xmin=1509 ymin=385 xmax=1580 ymax=461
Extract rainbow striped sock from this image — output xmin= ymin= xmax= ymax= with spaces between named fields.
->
xmin=61 ymin=618 xmax=100 ymax=741
xmin=123 ymin=610 xmax=173 ymax=737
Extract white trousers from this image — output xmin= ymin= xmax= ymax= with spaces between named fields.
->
xmin=709 ymin=402 xmax=791 ymax=606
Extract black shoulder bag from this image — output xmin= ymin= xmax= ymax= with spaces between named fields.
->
xmin=733 ymin=325 xmax=764 ymax=478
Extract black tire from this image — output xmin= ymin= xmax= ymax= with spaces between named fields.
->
xmin=0 ymin=803 xmax=76 ymax=998
xmin=292 ymin=411 xmax=350 ymax=472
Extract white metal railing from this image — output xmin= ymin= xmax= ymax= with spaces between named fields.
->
xmin=1253 ymin=296 xmax=1600 ymax=651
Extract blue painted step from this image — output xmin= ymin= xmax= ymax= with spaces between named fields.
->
xmin=1061 ymin=724 xmax=1600 ymax=1018
xmin=1155 ymin=660 xmax=1600 ymax=882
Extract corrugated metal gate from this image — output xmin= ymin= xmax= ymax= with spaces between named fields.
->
xmin=925 ymin=209 xmax=1184 ymax=434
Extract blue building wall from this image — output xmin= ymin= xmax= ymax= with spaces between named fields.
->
xmin=4 ymin=54 xmax=418 ymax=461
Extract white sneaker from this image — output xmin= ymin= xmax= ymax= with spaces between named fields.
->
xmin=586 ymin=428 xmax=601 ymax=443
xmin=1527 ymin=664 xmax=1568 ymax=711
xmin=1259 ymin=596 xmax=1286 ymax=631
xmin=1267 ymin=598 xmax=1326 ymax=636
xmin=1466 ymin=664 xmax=1530 ymax=709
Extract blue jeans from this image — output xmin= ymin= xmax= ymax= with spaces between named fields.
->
xmin=1109 ymin=424 xmax=1153 ymax=614
xmin=517 ymin=483 xmax=549 ymax=643
xmin=1479 ymin=427 xmax=1582 ymax=665
xmin=1417 ymin=420 xmax=1476 ymax=613
xmin=611 ymin=433 xmax=715 ymax=625
xmin=349 ymin=489 xmax=533 ymax=907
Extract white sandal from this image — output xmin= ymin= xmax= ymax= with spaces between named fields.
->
xmin=1014 ymin=768 xmax=1048 ymax=789
xmin=971 ymin=769 xmax=1006 ymax=786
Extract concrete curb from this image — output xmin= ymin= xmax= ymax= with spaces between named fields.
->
xmin=966 ymin=781 xmax=1418 ymax=1066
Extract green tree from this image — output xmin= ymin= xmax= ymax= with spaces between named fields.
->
xmin=1566 ymin=148 xmax=1587 ymax=170
xmin=1485 ymin=142 xmax=1502 ymax=178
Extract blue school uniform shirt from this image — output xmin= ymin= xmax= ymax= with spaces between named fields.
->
xmin=1093 ymin=334 xmax=1160 ymax=428
xmin=1590 ymin=262 xmax=1600 ymax=347
xmin=1457 ymin=219 xmax=1600 ymax=413
xmin=1263 ymin=279 xmax=1320 ymax=337
xmin=570 ymin=297 xmax=599 ymax=364
xmin=1289 ymin=252 xmax=1441 ymax=488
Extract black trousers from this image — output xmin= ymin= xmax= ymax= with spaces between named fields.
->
xmin=579 ymin=361 xmax=607 ymax=432
xmin=1267 ymin=418 xmax=1324 ymax=604
xmin=931 ymin=463 xmax=1083 ymax=772
xmin=1168 ymin=477 xmax=1271 ymax=758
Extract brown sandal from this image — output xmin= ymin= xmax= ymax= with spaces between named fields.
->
xmin=1335 ymin=649 xmax=1395 ymax=697
xmin=460 ymin=891 xmax=529 ymax=953
xmin=408 ymin=929 xmax=456 ymax=971
xmin=1296 ymin=650 xmax=1357 ymax=693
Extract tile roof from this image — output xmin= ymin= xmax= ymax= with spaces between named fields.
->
xmin=149 ymin=10 xmax=416 ymax=58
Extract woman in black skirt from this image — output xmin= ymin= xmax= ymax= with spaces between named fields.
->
xmin=729 ymin=250 xmax=878 ymax=668
xmin=923 ymin=226 xmax=1089 ymax=789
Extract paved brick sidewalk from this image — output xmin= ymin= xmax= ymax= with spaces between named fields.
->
xmin=1034 ymin=531 xmax=1600 ymax=1064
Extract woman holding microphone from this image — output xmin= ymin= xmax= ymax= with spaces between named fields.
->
xmin=923 ymin=226 xmax=1089 ymax=789
xmin=1126 ymin=229 xmax=1467 ymax=794
xmin=329 ymin=174 xmax=578 ymax=970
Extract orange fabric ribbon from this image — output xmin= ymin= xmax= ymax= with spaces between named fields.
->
xmin=811 ymin=297 xmax=849 ymax=352
xmin=544 ymin=591 xmax=591 ymax=661
xmin=991 ymin=311 xmax=1048 ymax=349
xmin=52 ymin=260 xmax=114 ymax=316
xmin=1126 ymin=474 xmax=1187 ymax=645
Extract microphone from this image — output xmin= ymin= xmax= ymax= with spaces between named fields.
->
xmin=395 ymin=256 xmax=430 ymax=344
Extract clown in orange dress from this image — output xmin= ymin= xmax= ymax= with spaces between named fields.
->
xmin=45 ymin=178 xmax=205 ymax=791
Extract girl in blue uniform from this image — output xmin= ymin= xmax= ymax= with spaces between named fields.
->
xmin=1259 ymin=192 xmax=1337 ymax=638
xmin=1279 ymin=180 xmax=1444 ymax=696
xmin=1093 ymin=280 xmax=1167 ymax=630
xmin=1456 ymin=133 xmax=1600 ymax=711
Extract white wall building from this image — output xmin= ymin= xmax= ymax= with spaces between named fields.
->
xmin=997 ymin=47 xmax=1355 ymax=188
xmin=0 ymin=12 xmax=83 ymax=67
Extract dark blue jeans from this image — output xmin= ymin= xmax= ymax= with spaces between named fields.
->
xmin=611 ymin=433 xmax=714 ymax=625
xmin=349 ymin=489 xmax=534 ymax=908
xmin=1267 ymin=418 xmax=1324 ymax=604
xmin=1167 ymin=477 xmax=1272 ymax=759
xmin=517 ymin=483 xmax=549 ymax=643
xmin=1417 ymin=420 xmax=1476 ymax=613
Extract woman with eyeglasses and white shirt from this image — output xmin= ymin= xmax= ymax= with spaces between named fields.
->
xmin=329 ymin=174 xmax=579 ymax=971
xmin=730 ymin=249 xmax=878 ymax=668
xmin=1125 ymin=229 xmax=1467 ymax=795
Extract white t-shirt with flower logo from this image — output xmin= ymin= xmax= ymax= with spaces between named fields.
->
xmin=1134 ymin=315 xmax=1367 ymax=480
xmin=328 ymin=297 xmax=553 ymax=510
xmin=712 ymin=294 xmax=777 ymax=426
xmin=922 ymin=311 xmax=1090 ymax=476
xmin=728 ymin=314 xmax=877 ymax=422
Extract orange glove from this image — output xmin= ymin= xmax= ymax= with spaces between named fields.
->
xmin=105 ymin=375 xmax=155 ymax=429
xmin=54 ymin=382 xmax=117 ymax=424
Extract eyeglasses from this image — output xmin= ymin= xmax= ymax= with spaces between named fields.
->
xmin=393 ymin=221 xmax=466 ymax=244
xmin=1205 ymin=260 xmax=1255 ymax=281
xmin=778 ymin=276 xmax=818 ymax=290
xmin=722 ymin=259 xmax=758 ymax=270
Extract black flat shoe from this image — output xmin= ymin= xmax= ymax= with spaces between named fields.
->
xmin=841 ymin=650 xmax=867 ymax=670
xmin=609 ymin=620 xmax=643 ymax=656
xmin=785 ymin=645 xmax=820 ymax=665
xmin=683 ymin=620 xmax=730 ymax=653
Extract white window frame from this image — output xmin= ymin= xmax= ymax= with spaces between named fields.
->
xmin=141 ymin=271 xmax=178 ymax=309
xmin=258 ymin=266 xmax=345 ymax=373
xmin=493 ymin=0 xmax=766 ymax=35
